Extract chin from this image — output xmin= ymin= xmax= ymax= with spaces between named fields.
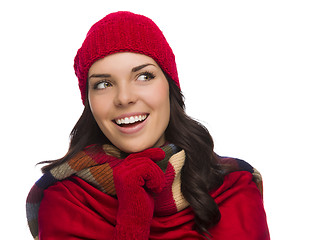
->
xmin=112 ymin=137 xmax=165 ymax=153
xmin=114 ymin=142 xmax=153 ymax=153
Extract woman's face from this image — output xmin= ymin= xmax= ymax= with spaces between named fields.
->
xmin=88 ymin=52 xmax=170 ymax=153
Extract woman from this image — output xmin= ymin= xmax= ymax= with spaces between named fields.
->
xmin=26 ymin=11 xmax=270 ymax=240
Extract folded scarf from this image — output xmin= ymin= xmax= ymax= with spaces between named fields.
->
xmin=26 ymin=143 xmax=263 ymax=239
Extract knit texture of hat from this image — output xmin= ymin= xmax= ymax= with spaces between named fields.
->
xmin=74 ymin=11 xmax=180 ymax=104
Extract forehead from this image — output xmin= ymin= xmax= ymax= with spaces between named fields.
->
xmin=88 ymin=52 xmax=158 ymax=74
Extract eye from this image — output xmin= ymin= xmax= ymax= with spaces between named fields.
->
xmin=137 ymin=71 xmax=155 ymax=81
xmin=94 ymin=81 xmax=112 ymax=90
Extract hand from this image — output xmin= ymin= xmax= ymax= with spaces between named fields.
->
xmin=112 ymin=148 xmax=166 ymax=239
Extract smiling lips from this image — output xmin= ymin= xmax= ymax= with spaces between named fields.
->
xmin=114 ymin=114 xmax=148 ymax=125
xmin=113 ymin=113 xmax=149 ymax=134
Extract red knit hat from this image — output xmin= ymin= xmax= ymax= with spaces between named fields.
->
xmin=74 ymin=11 xmax=180 ymax=104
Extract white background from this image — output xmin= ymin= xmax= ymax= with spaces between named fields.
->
xmin=1 ymin=0 xmax=335 ymax=239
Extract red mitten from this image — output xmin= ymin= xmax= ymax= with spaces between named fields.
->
xmin=112 ymin=148 xmax=166 ymax=239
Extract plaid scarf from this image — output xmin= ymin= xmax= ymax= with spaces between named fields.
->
xmin=26 ymin=144 xmax=263 ymax=239
xmin=26 ymin=143 xmax=185 ymax=239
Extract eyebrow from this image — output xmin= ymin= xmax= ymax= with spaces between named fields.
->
xmin=88 ymin=63 xmax=156 ymax=80
xmin=88 ymin=73 xmax=111 ymax=80
xmin=131 ymin=63 xmax=156 ymax=72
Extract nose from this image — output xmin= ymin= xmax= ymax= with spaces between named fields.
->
xmin=113 ymin=84 xmax=137 ymax=107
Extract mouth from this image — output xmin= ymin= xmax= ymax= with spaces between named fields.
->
xmin=113 ymin=114 xmax=149 ymax=127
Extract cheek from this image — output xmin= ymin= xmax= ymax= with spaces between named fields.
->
xmin=162 ymin=93 xmax=170 ymax=120
xmin=88 ymin=94 xmax=111 ymax=123
xmin=154 ymin=83 xmax=170 ymax=122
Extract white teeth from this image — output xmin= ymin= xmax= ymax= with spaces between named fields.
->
xmin=115 ymin=115 xmax=147 ymax=125
xmin=124 ymin=117 xmax=130 ymax=124
xmin=129 ymin=116 xmax=135 ymax=124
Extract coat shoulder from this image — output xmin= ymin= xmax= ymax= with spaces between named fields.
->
xmin=217 ymin=155 xmax=264 ymax=197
